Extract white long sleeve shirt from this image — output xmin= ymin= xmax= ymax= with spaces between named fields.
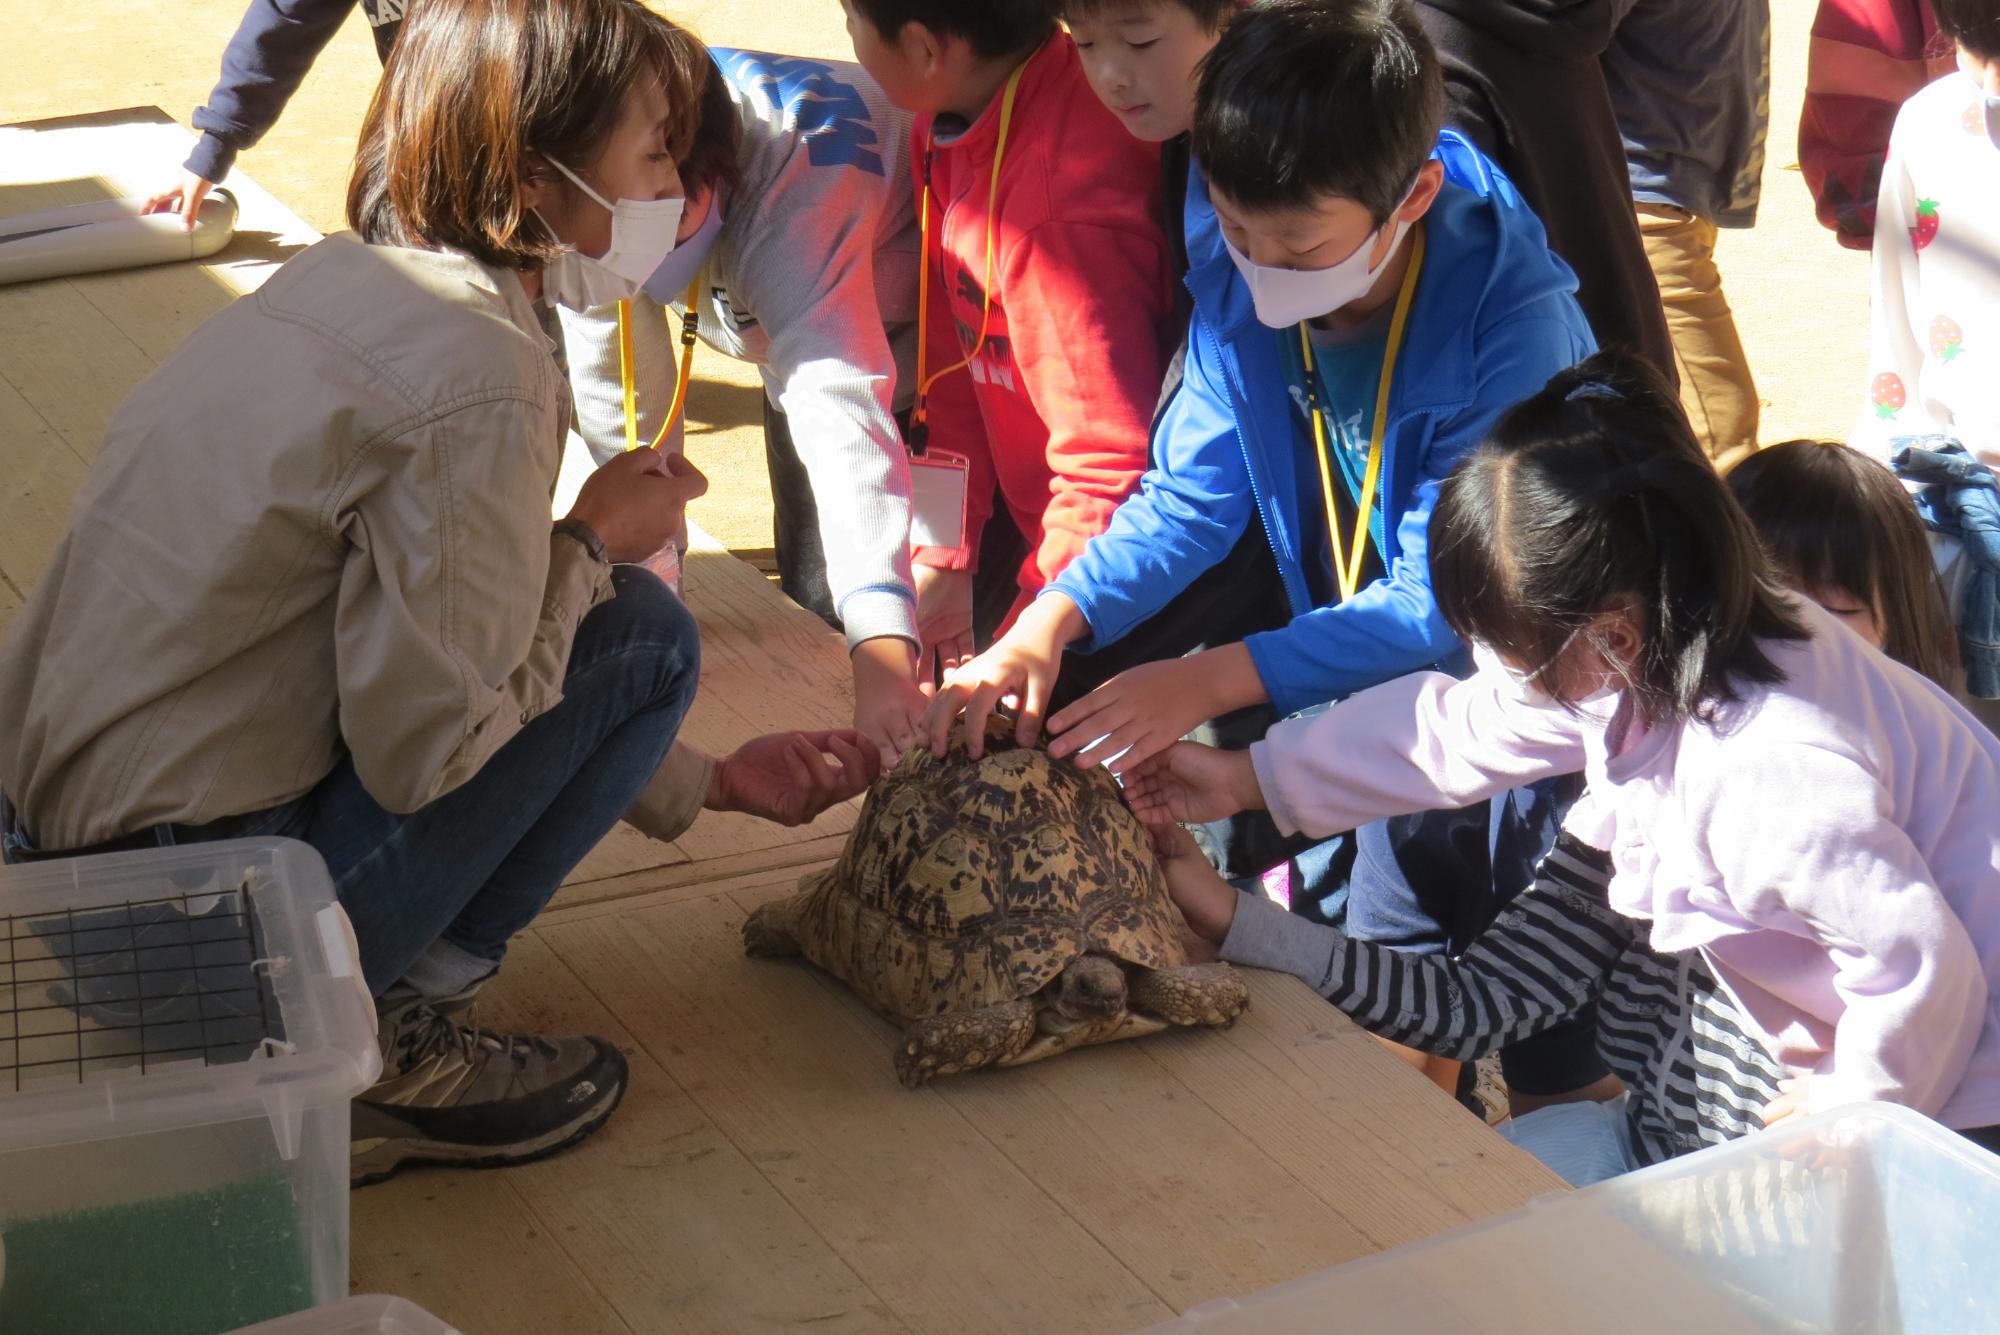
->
xmin=563 ymin=49 xmax=922 ymax=648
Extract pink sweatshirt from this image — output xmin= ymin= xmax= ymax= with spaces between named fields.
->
xmin=1251 ymin=599 xmax=2000 ymax=1128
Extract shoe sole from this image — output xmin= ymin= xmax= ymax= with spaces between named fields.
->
xmin=349 ymin=1073 xmax=628 ymax=1188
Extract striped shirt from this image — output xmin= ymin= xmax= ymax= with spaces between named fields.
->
xmin=1220 ymin=834 xmax=1789 ymax=1167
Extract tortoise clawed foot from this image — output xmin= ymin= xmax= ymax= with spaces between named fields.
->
xmin=893 ymin=1000 xmax=1038 ymax=1089
xmin=742 ymin=901 xmax=803 ymax=959
xmin=1131 ymin=963 xmax=1250 ymax=1029
xmin=894 ymin=1039 xmax=937 ymax=1089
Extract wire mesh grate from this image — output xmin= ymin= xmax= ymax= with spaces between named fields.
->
xmin=0 ymin=881 xmax=284 ymax=1094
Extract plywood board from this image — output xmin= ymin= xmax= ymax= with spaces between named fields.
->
xmin=542 ymin=896 xmax=1177 ymax=1334
xmin=350 ymin=1171 xmax=632 ymax=1335
xmin=1137 ymin=974 xmax=1568 ymax=1251
xmin=352 ymin=933 xmax=910 ymax=1334
xmin=548 ymin=839 xmax=845 ymax=923
xmin=0 ymin=375 xmax=89 ymax=598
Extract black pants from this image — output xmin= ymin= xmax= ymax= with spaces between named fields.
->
xmin=761 ymin=399 xmax=846 ymax=627
xmin=1415 ymin=1 xmax=1676 ymax=386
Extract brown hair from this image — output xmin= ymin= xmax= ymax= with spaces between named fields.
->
xmin=1726 ymin=441 xmax=1960 ymax=687
xmin=1060 ymin=0 xmax=1240 ymax=30
xmin=678 ymin=57 xmax=744 ymax=201
xmin=347 ymin=0 xmax=710 ymax=271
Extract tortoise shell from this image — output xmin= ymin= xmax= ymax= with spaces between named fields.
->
xmin=785 ymin=715 xmax=1187 ymax=1023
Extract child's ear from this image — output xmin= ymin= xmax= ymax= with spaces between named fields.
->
xmin=1400 ymin=160 xmax=1447 ymax=225
xmin=901 ymin=20 xmax=951 ymax=81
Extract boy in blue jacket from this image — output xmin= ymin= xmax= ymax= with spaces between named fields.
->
xmin=926 ymin=0 xmax=1594 ymax=769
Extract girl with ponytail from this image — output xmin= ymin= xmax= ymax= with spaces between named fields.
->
xmin=1129 ymin=350 xmax=2000 ymax=1144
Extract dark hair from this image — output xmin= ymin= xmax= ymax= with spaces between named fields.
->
xmin=1060 ymin=0 xmax=1240 ymax=31
xmin=1936 ymin=0 xmax=2000 ymax=62
xmin=680 ymin=56 xmax=746 ymax=201
xmin=347 ymin=0 xmax=709 ymax=271
xmin=1192 ymin=0 xmax=1443 ymax=221
xmin=1727 ymin=441 xmax=1960 ymax=686
xmin=1430 ymin=351 xmax=1809 ymax=728
xmin=847 ymin=0 xmax=1058 ymax=59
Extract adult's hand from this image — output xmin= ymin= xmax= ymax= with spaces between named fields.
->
xmin=1121 ymin=742 xmax=1266 ymax=827
xmin=710 ymin=730 xmax=881 ymax=827
xmin=141 ymin=170 xmax=215 ymax=233
xmin=566 ymin=447 xmax=708 ymax=564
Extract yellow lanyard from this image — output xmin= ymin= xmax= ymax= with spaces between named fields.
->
xmin=615 ymin=275 xmax=703 ymax=452
xmin=909 ymin=55 xmax=1031 ymax=452
xmin=1299 ymin=225 xmax=1426 ymax=603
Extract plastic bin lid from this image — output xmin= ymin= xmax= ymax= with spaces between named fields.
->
xmin=229 ymin=1296 xmax=460 ymax=1334
xmin=1150 ymin=1103 xmax=2000 ymax=1334
xmin=0 ymin=839 xmax=380 ymax=1156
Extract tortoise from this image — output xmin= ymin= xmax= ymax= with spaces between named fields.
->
xmin=742 ymin=715 xmax=1250 ymax=1086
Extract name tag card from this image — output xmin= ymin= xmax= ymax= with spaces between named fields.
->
xmin=909 ymin=450 xmax=970 ymax=549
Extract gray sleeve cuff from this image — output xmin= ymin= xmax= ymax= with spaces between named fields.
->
xmin=184 ymin=133 xmax=237 ymax=185
xmin=837 ymin=585 xmax=920 ymax=650
xmin=1219 ymin=889 xmax=1348 ymax=991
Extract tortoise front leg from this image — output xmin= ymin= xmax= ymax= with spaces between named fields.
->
xmin=742 ymin=897 xmax=804 ymax=958
xmin=894 ymin=999 xmax=1039 ymax=1088
xmin=1129 ymin=963 xmax=1251 ymax=1028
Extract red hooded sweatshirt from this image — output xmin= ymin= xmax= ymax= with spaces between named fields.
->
xmin=910 ymin=33 xmax=1175 ymax=622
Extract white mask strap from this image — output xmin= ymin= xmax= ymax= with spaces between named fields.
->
xmin=546 ymin=156 xmax=616 ymax=214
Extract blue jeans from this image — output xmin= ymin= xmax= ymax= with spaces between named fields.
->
xmin=187 ymin=567 xmax=698 ymax=995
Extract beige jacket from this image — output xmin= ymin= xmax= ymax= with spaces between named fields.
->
xmin=0 ymin=236 xmax=634 ymax=850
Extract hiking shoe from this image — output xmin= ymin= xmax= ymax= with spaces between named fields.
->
xmin=350 ymin=984 xmax=628 ymax=1187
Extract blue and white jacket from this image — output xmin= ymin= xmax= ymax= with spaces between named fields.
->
xmin=1049 ymin=131 xmax=1595 ymax=716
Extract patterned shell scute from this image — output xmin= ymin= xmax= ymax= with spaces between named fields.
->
xmin=792 ymin=718 xmax=1186 ymax=1022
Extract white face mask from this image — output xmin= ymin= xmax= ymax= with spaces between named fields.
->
xmin=1474 ymin=627 xmax=1634 ymax=711
xmin=535 ymin=156 xmax=684 ymax=311
xmin=1472 ymin=641 xmax=1563 ymax=708
xmin=1223 ymin=199 xmax=1414 ymax=329
xmin=641 ymin=188 xmax=724 ymax=304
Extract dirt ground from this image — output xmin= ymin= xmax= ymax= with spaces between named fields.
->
xmin=5 ymin=0 xmax=1865 ymax=553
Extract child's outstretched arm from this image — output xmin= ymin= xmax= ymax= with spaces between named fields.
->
xmin=923 ymin=592 xmax=1088 ymax=758
xmin=1252 ymin=669 xmax=1590 ymax=841
xmin=1122 ymin=741 xmax=1268 ymax=827
xmin=1155 ymin=824 xmax=1630 ymax=1060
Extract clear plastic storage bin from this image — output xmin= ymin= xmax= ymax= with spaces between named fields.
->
xmin=1153 ymin=1102 xmax=2000 ymax=1334
xmin=232 ymin=1295 xmax=461 ymax=1334
xmin=0 ymin=839 xmax=380 ymax=1335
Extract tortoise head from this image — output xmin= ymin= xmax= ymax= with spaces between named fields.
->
xmin=1051 ymin=955 xmax=1128 ymax=1022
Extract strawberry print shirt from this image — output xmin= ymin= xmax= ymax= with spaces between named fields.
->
xmin=1853 ymin=72 xmax=2000 ymax=474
